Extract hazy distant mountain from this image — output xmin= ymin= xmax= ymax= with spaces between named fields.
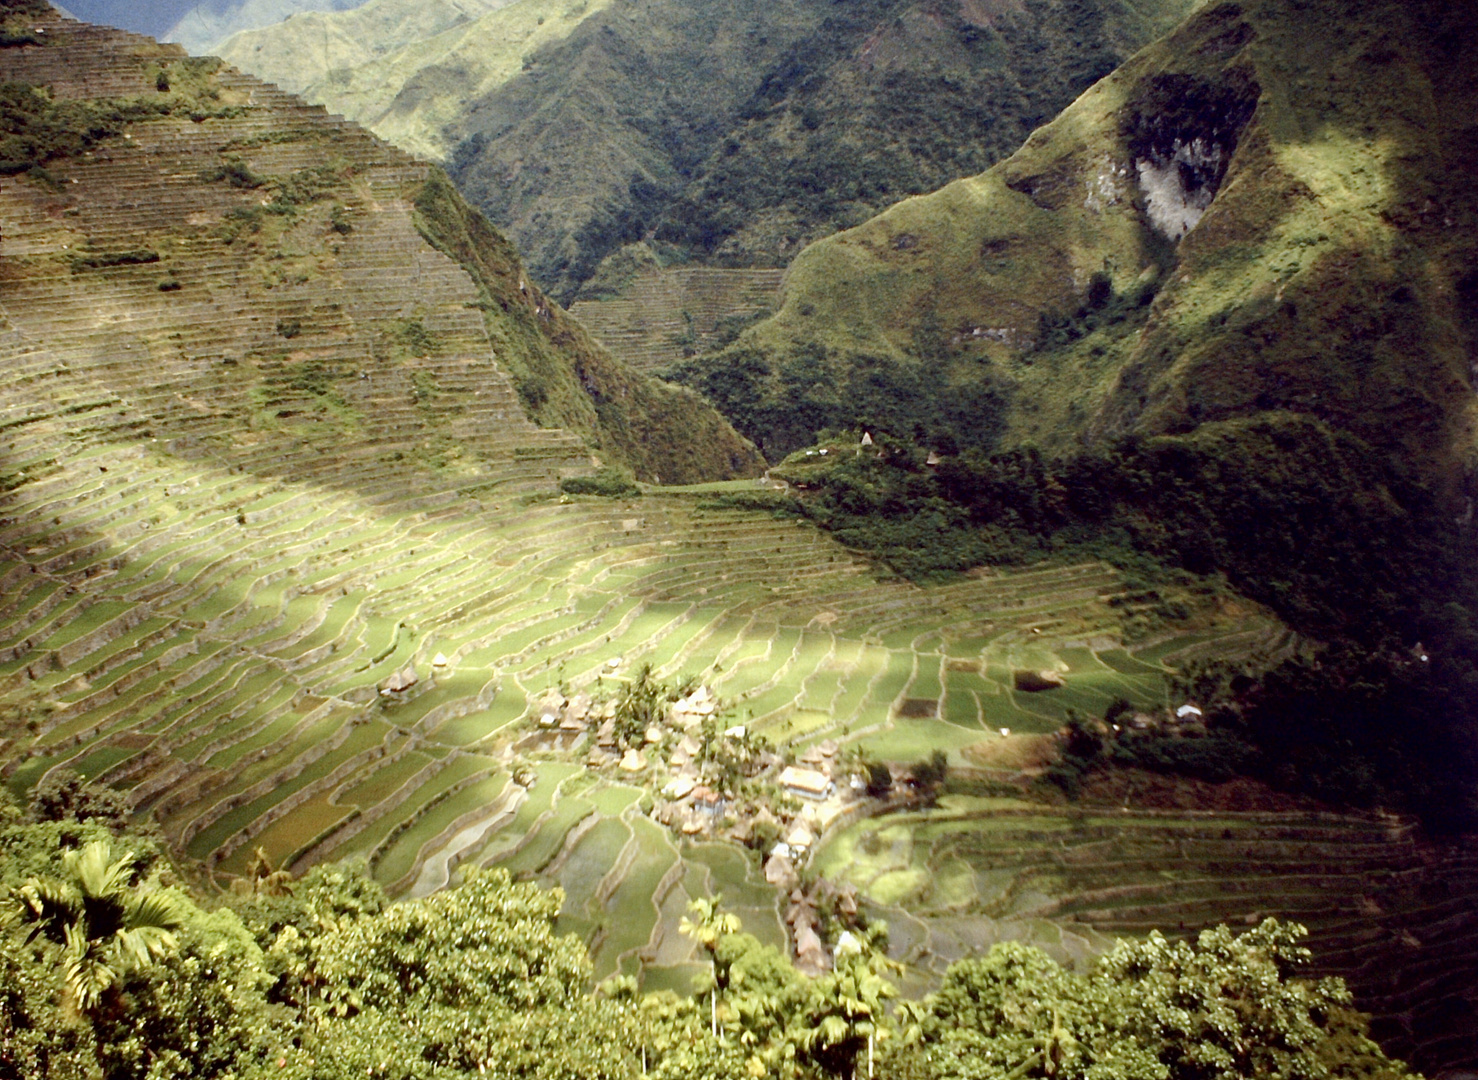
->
xmin=214 ymin=0 xmax=556 ymax=164
xmin=48 ymin=0 xmax=199 ymax=36
xmin=164 ymin=0 xmax=374 ymax=54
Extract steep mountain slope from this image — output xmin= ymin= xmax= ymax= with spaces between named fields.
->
xmin=0 ymin=1 xmax=759 ymax=487
xmin=452 ymin=0 xmax=1204 ymax=301
xmin=644 ymin=0 xmax=1201 ymax=272
xmin=209 ymin=0 xmax=1201 ymax=303
xmin=680 ymin=0 xmax=1478 ymax=478
xmin=671 ymin=0 xmax=1478 ymax=820
xmin=214 ymin=0 xmax=606 ymax=165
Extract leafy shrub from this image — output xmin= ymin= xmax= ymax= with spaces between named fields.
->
xmin=560 ymin=468 xmax=642 ymax=498
xmin=68 ymin=248 xmax=159 ymax=271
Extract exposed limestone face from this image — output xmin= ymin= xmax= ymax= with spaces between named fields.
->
xmin=705 ymin=0 xmax=1478 ymax=478
xmin=1136 ymin=137 xmax=1225 ymax=240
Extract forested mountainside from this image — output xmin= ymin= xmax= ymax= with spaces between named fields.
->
xmin=676 ymin=0 xmax=1478 ymax=818
xmin=688 ymin=0 xmax=1477 ymax=473
xmin=0 ymin=1 xmax=758 ymax=482
xmin=213 ymin=0 xmax=1201 ymax=303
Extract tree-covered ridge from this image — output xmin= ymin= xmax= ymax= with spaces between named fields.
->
xmin=645 ymin=0 xmax=1199 ymax=274
xmin=452 ymin=0 xmax=1201 ymax=302
xmin=217 ymin=0 xmax=1198 ymax=302
xmin=0 ymin=787 xmax=1421 ymax=1080
xmin=678 ymin=0 xmax=1477 ymax=474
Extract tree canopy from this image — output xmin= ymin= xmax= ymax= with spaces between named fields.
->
xmin=0 ymin=782 xmax=1421 ymax=1080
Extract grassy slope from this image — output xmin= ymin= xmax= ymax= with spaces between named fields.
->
xmin=646 ymin=0 xmax=1201 ymax=272
xmin=689 ymin=0 xmax=1477 ymax=483
xmin=452 ymin=0 xmax=1204 ymax=302
xmin=412 ymin=171 xmax=764 ymax=482
xmin=447 ymin=0 xmax=844 ymax=302
xmin=210 ymin=0 xmax=1201 ymax=302
xmin=213 ymin=0 xmax=614 ymax=164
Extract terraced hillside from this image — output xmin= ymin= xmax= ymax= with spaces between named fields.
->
xmin=5 ymin=11 xmax=1472 ymax=1074
xmin=568 ymin=267 xmax=783 ymax=373
xmin=0 ymin=8 xmax=760 ymax=484
xmin=0 ymin=13 xmax=1288 ymax=984
xmin=0 ymin=4 xmax=1263 ymax=904
xmin=815 ymin=801 xmax=1478 ymax=1076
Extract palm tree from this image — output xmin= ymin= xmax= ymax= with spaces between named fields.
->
xmin=11 ymin=840 xmax=185 ymax=1013
xmin=679 ymin=896 xmax=742 ymax=1037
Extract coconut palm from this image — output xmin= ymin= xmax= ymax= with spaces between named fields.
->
xmin=11 ymin=840 xmax=185 ymax=1013
xmin=680 ymin=896 xmax=742 ymax=1037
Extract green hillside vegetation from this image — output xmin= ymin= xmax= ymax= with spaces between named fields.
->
xmin=646 ymin=0 xmax=1200 ymax=272
xmin=410 ymin=170 xmax=763 ymax=481
xmin=4 ymin=5 xmax=1477 ymax=1072
xmin=209 ymin=0 xmax=504 ymax=99
xmin=452 ymin=0 xmax=1204 ymax=302
xmin=668 ymin=0 xmax=1478 ymax=820
xmin=680 ymin=0 xmax=1477 ymax=471
xmin=0 ymin=2 xmax=758 ymax=483
xmin=212 ymin=0 xmax=617 ymax=165
xmin=224 ymin=0 xmax=1203 ymax=302
xmin=310 ymin=0 xmax=608 ymax=165
xmin=0 ymin=791 xmax=1423 ymax=1080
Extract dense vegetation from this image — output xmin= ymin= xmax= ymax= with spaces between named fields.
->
xmin=431 ymin=0 xmax=1199 ymax=301
xmin=661 ymin=0 xmax=1478 ymax=824
xmin=0 ymin=783 xmax=1419 ymax=1080
xmin=0 ymin=57 xmax=242 ymax=176
xmin=648 ymin=0 xmax=1192 ymax=273
xmin=225 ymin=0 xmax=1192 ymax=299
xmin=767 ymin=419 xmax=1478 ymax=825
xmin=410 ymin=170 xmax=763 ymax=482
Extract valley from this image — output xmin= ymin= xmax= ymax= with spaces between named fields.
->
xmin=1 ymin=1 xmax=1476 ymax=1077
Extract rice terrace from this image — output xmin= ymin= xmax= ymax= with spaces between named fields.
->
xmin=2 ymin=5 xmax=1478 ymax=1078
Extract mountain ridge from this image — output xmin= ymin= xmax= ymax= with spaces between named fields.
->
xmin=206 ymin=0 xmax=1205 ymax=302
xmin=678 ymin=0 xmax=1477 ymax=480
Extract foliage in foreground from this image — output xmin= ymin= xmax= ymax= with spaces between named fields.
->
xmin=0 ymin=785 xmax=1420 ymax=1080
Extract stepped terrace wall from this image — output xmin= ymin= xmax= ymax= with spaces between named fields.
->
xmin=569 ymin=267 xmax=784 ymax=374
xmin=0 ymin=8 xmax=759 ymax=486
xmin=814 ymin=802 xmax=1478 ymax=1076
